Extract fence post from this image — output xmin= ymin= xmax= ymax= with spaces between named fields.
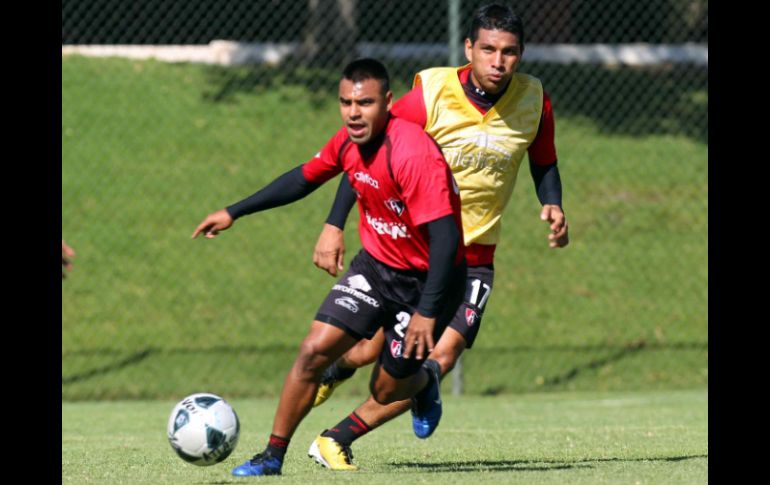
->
xmin=452 ymin=354 xmax=463 ymax=396
xmin=448 ymin=0 xmax=463 ymax=397
xmin=448 ymin=0 xmax=462 ymax=67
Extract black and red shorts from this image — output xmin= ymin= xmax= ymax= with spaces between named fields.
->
xmin=446 ymin=264 xmax=495 ymax=349
xmin=315 ymin=249 xmax=466 ymax=378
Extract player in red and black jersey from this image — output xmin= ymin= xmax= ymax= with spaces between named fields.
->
xmin=307 ymin=3 xmax=570 ymax=471
xmin=192 ymin=58 xmax=466 ymax=476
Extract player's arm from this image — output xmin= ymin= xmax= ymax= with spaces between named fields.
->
xmin=528 ymin=91 xmax=569 ymax=248
xmin=193 ymin=128 xmax=347 ymax=239
xmin=313 ymin=176 xmax=357 ymax=276
xmin=191 ymin=166 xmax=323 ymax=239
xmin=531 ymin=163 xmax=568 ymax=248
xmin=402 ymin=214 xmax=461 ymax=360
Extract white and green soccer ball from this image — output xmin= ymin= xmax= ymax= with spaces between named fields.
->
xmin=167 ymin=393 xmax=240 ymax=466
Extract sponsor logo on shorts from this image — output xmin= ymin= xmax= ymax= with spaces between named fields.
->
xmin=335 ymin=296 xmax=359 ymax=313
xmin=390 ymin=339 xmax=403 ymax=358
xmin=465 ymin=308 xmax=478 ymax=327
xmin=332 ymin=284 xmax=380 ymax=307
xmin=347 ymin=274 xmax=372 ymax=292
xmin=354 ymin=171 xmax=379 ymax=188
xmin=385 ymin=198 xmax=405 ymax=216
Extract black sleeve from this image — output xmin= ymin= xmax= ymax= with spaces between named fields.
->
xmin=225 ymin=166 xmax=321 ymax=220
xmin=529 ymin=159 xmax=563 ymax=207
xmin=325 ymin=175 xmax=357 ymax=230
xmin=416 ymin=215 xmax=461 ymax=318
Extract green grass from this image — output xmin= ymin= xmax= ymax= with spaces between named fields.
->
xmin=62 ymin=389 xmax=707 ymax=484
xmin=62 ymin=56 xmax=707 ymax=399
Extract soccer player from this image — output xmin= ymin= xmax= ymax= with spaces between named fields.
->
xmin=62 ymin=240 xmax=76 ymax=278
xmin=307 ymin=3 xmax=569 ymax=469
xmin=191 ymin=58 xmax=467 ymax=477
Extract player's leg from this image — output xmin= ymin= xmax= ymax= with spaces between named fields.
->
xmin=310 ymin=265 xmax=493 ymax=468
xmin=234 ymin=250 xmax=387 ymax=476
xmin=271 ymin=322 xmax=360 ymax=438
xmin=309 ymin=329 xmax=468 ymax=469
xmin=314 ymin=328 xmax=383 ymax=407
xmin=310 ymin=259 xmax=467 ymax=469
xmin=341 ymin=327 xmax=383 ymax=367
xmin=232 ymin=321 xmax=358 ymax=476
xmin=308 ymin=356 xmax=432 ymax=472
xmin=340 ymin=326 xmax=468 ymax=422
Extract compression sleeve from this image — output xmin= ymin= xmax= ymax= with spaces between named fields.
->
xmin=325 ymin=175 xmax=357 ymax=230
xmin=529 ymin=160 xmax=563 ymax=207
xmin=225 ymin=165 xmax=321 ymax=219
xmin=416 ymin=215 xmax=461 ymax=317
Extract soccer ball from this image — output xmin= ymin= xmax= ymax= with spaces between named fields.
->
xmin=167 ymin=393 xmax=240 ymax=466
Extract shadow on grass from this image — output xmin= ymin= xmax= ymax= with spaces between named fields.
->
xmin=61 ymin=341 xmax=707 ymax=392
xmin=61 ymin=348 xmax=154 ymax=385
xmin=391 ymin=453 xmax=708 ymax=472
xmin=540 ymin=341 xmax=648 ymax=387
xmin=199 ymin=61 xmax=707 ymax=144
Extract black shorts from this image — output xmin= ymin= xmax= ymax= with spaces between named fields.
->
xmin=446 ymin=265 xmax=495 ymax=349
xmin=316 ymin=249 xmax=466 ymax=379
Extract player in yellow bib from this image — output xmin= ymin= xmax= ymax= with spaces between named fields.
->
xmin=306 ymin=4 xmax=570 ymax=470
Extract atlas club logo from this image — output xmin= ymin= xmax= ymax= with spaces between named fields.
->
xmin=385 ymin=198 xmax=405 ymax=216
xmin=465 ymin=308 xmax=478 ymax=327
xmin=390 ymin=339 xmax=403 ymax=358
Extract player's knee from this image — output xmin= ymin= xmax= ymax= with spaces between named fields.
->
xmin=431 ymin=348 xmax=461 ymax=376
xmin=370 ymin=383 xmax=398 ymax=404
xmin=343 ymin=340 xmax=379 ymax=367
xmin=296 ymin=340 xmax=333 ymax=379
xmin=368 ymin=371 xmax=400 ymax=404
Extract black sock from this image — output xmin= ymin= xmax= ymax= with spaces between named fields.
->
xmin=265 ymin=434 xmax=289 ymax=460
xmin=321 ymin=412 xmax=371 ymax=445
xmin=414 ymin=359 xmax=441 ymax=407
xmin=324 ymin=361 xmax=357 ymax=382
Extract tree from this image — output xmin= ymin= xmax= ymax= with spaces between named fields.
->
xmin=296 ymin=0 xmax=358 ymax=67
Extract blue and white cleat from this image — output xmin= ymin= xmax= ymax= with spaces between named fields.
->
xmin=411 ymin=359 xmax=442 ymax=439
xmin=231 ymin=451 xmax=283 ymax=476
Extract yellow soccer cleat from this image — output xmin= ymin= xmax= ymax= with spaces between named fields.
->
xmin=313 ymin=363 xmax=355 ymax=407
xmin=308 ymin=435 xmax=358 ymax=471
xmin=313 ymin=377 xmax=350 ymax=407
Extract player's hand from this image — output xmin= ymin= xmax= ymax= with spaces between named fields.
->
xmin=540 ymin=204 xmax=569 ymax=248
xmin=192 ymin=209 xmax=234 ymax=239
xmin=402 ymin=313 xmax=436 ymax=360
xmin=62 ymin=240 xmax=75 ymax=278
xmin=313 ymin=224 xmax=346 ymax=277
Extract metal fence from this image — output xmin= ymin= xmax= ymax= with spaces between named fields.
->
xmin=62 ymin=0 xmax=708 ymax=400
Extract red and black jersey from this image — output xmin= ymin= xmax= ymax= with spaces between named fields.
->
xmin=302 ymin=116 xmax=465 ymax=272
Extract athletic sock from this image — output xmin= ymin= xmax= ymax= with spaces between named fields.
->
xmin=266 ymin=434 xmax=290 ymax=460
xmin=321 ymin=412 xmax=371 ymax=445
xmin=326 ymin=361 xmax=357 ymax=381
xmin=413 ymin=359 xmax=441 ymax=410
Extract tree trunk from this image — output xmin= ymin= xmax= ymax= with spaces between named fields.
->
xmin=297 ymin=0 xmax=358 ymax=67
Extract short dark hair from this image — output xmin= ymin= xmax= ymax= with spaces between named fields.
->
xmin=341 ymin=58 xmax=390 ymax=95
xmin=467 ymin=3 xmax=525 ymax=47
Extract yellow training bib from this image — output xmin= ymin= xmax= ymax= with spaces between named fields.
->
xmin=416 ymin=66 xmax=543 ymax=245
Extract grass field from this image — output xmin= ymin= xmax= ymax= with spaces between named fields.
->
xmin=62 ymin=56 xmax=707 ymax=399
xmin=62 ymin=389 xmax=707 ymax=484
